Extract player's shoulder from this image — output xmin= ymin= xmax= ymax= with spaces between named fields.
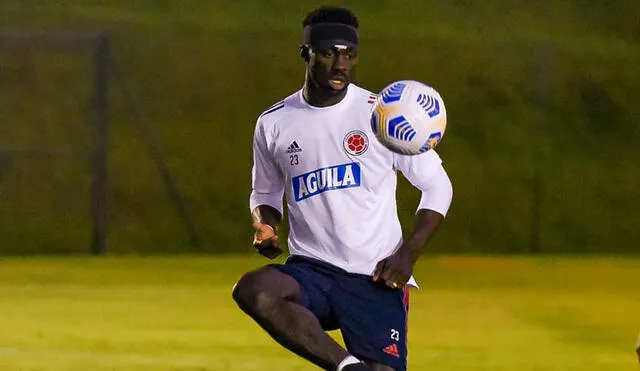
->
xmin=348 ymin=84 xmax=378 ymax=107
xmin=256 ymin=90 xmax=301 ymax=127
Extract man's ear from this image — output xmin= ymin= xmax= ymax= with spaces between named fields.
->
xmin=299 ymin=44 xmax=311 ymax=62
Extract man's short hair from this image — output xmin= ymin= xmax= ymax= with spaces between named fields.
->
xmin=303 ymin=6 xmax=359 ymax=29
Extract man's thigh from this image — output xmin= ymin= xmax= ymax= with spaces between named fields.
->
xmin=269 ymin=259 xmax=339 ymax=330
xmin=332 ymin=274 xmax=410 ymax=371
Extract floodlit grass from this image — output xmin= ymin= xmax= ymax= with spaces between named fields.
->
xmin=0 ymin=255 xmax=638 ymax=370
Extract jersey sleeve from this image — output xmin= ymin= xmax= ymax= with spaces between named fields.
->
xmin=249 ymin=118 xmax=284 ymax=214
xmin=393 ymin=150 xmax=453 ymax=217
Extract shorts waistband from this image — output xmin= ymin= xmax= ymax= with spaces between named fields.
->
xmin=286 ymin=255 xmax=370 ymax=278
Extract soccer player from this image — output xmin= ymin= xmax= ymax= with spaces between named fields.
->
xmin=232 ymin=6 xmax=453 ymax=371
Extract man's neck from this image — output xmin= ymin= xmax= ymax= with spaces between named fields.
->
xmin=303 ymin=79 xmax=348 ymax=107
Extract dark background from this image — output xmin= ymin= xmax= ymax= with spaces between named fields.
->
xmin=0 ymin=0 xmax=638 ymax=255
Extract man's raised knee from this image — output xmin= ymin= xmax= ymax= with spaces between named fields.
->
xmin=232 ymin=270 xmax=263 ymax=309
xmin=233 ymin=266 xmax=304 ymax=315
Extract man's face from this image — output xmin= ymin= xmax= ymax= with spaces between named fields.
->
xmin=308 ymin=44 xmax=358 ymax=93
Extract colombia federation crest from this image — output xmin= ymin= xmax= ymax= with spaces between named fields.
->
xmin=343 ymin=130 xmax=369 ymax=156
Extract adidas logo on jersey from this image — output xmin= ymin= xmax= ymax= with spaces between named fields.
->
xmin=286 ymin=141 xmax=302 ymax=154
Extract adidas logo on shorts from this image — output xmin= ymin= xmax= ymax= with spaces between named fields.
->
xmin=382 ymin=343 xmax=400 ymax=358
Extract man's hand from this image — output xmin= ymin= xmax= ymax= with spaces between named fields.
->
xmin=373 ymin=249 xmax=414 ymax=289
xmin=252 ymin=222 xmax=282 ymax=259
xmin=372 ymin=209 xmax=444 ymax=289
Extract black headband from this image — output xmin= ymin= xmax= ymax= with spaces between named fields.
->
xmin=303 ymin=22 xmax=359 ymax=49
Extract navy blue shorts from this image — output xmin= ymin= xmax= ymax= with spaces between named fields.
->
xmin=271 ymin=255 xmax=410 ymax=371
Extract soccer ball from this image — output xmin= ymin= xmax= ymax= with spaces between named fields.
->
xmin=370 ymin=80 xmax=447 ymax=155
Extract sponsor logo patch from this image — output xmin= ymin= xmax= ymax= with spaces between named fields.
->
xmin=292 ymin=162 xmax=361 ymax=201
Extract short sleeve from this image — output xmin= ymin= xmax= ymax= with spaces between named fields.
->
xmin=394 ymin=150 xmax=452 ymax=216
xmin=393 ymin=150 xmax=443 ymax=190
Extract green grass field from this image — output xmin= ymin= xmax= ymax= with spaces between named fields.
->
xmin=0 ymin=255 xmax=638 ymax=370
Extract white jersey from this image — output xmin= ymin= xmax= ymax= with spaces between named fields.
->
xmin=250 ymin=84 xmax=450 ymax=281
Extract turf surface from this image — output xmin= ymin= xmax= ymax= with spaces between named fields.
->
xmin=0 ymin=255 xmax=638 ymax=370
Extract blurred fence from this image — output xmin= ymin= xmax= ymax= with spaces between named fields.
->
xmin=0 ymin=30 xmax=108 ymax=253
xmin=0 ymin=30 xmax=198 ymax=254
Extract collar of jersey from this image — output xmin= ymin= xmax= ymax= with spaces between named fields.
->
xmin=299 ymin=85 xmax=353 ymax=110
